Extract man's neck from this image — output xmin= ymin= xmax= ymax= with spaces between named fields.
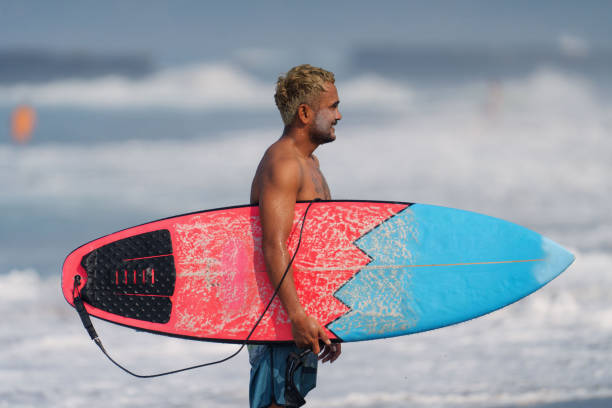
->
xmin=281 ymin=125 xmax=318 ymax=158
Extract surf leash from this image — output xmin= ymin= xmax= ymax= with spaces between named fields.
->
xmin=72 ymin=200 xmax=316 ymax=378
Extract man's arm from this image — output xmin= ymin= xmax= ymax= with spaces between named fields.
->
xmin=258 ymin=158 xmax=331 ymax=354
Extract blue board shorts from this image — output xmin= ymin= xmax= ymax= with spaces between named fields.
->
xmin=248 ymin=344 xmax=318 ymax=408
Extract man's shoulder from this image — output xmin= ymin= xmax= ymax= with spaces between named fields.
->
xmin=259 ymin=142 xmax=302 ymax=183
xmin=262 ymin=141 xmax=302 ymax=171
xmin=266 ymin=137 xmax=295 ymax=156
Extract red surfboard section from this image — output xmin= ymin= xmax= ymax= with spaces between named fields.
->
xmin=62 ymin=201 xmax=408 ymax=343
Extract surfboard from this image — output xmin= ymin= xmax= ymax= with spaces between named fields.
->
xmin=62 ymin=200 xmax=574 ymax=343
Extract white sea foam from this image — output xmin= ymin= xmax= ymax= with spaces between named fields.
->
xmin=341 ymin=74 xmax=415 ymax=109
xmin=0 ymin=131 xmax=270 ymax=214
xmin=1 ymin=68 xmax=610 ymax=225
xmin=558 ymin=34 xmax=590 ymax=58
xmin=0 ymin=269 xmax=41 ymax=302
xmin=0 ymin=63 xmax=271 ymax=110
xmin=0 ymin=62 xmax=414 ymax=111
xmin=2 ymin=250 xmax=611 ymax=407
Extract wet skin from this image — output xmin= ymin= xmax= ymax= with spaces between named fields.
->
xmin=250 ymin=83 xmax=343 ymax=370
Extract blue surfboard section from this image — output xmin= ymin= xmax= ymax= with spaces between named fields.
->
xmin=328 ymin=204 xmax=574 ymax=342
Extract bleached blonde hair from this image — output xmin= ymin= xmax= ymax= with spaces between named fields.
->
xmin=274 ymin=64 xmax=335 ymax=126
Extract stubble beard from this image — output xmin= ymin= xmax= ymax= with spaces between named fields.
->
xmin=311 ymin=111 xmax=336 ymax=145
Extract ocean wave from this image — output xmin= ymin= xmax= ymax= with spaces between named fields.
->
xmin=0 ymin=63 xmax=271 ymax=110
xmin=0 ymin=133 xmax=269 ymax=213
xmin=0 ymin=61 xmax=608 ymax=132
xmin=0 ymin=268 xmax=41 ymax=302
xmin=0 ymin=61 xmax=417 ymax=111
xmin=1 ymin=68 xmax=610 ymax=240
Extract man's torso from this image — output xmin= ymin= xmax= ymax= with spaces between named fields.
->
xmin=250 ymin=138 xmax=331 ymax=204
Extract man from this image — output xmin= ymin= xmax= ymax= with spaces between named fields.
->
xmin=248 ymin=64 xmax=343 ymax=408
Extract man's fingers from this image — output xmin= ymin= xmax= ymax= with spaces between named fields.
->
xmin=321 ymin=346 xmax=333 ymax=363
xmin=291 ymin=315 xmax=332 ymax=354
xmin=318 ymin=346 xmax=331 ymax=362
xmin=318 ymin=326 xmax=331 ymax=345
xmin=313 ymin=341 xmax=342 ymax=364
xmin=311 ymin=337 xmax=320 ymax=354
xmin=319 ymin=344 xmax=341 ymax=364
xmin=311 ymin=329 xmax=322 ymax=354
xmin=330 ymin=343 xmax=342 ymax=363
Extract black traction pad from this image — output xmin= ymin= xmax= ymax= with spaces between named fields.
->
xmin=80 ymin=229 xmax=176 ymax=324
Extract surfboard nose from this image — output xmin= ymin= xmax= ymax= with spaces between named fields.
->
xmin=534 ymin=237 xmax=575 ymax=285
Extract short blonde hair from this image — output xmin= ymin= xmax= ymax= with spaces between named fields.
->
xmin=274 ymin=64 xmax=335 ymax=125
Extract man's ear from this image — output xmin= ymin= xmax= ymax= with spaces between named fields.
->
xmin=297 ymin=103 xmax=313 ymax=125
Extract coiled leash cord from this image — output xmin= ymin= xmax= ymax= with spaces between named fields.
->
xmin=72 ymin=200 xmax=316 ymax=378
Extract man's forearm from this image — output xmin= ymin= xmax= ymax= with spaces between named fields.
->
xmin=262 ymin=240 xmax=305 ymax=321
xmin=262 ymin=238 xmax=332 ymax=353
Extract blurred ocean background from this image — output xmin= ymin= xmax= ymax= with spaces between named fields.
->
xmin=1 ymin=2 xmax=611 ymax=407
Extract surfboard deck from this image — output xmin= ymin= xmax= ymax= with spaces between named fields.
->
xmin=62 ymin=200 xmax=574 ymax=343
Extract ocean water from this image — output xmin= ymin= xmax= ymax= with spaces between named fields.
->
xmin=1 ymin=52 xmax=611 ymax=407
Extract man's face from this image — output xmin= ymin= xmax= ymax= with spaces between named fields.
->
xmin=310 ymin=83 xmax=342 ymax=145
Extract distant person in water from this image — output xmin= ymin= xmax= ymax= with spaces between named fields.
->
xmin=248 ymin=64 xmax=343 ymax=408
xmin=11 ymin=104 xmax=36 ymax=144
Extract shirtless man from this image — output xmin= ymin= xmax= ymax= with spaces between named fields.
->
xmin=248 ymin=65 xmax=342 ymax=408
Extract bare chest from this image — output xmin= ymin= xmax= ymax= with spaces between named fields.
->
xmin=298 ymin=162 xmax=331 ymax=201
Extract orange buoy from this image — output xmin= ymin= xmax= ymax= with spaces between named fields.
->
xmin=11 ymin=105 xmax=36 ymax=144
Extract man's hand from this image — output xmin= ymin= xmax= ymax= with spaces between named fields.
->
xmin=290 ymin=311 xmax=331 ymax=354
xmin=318 ymin=342 xmax=341 ymax=364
